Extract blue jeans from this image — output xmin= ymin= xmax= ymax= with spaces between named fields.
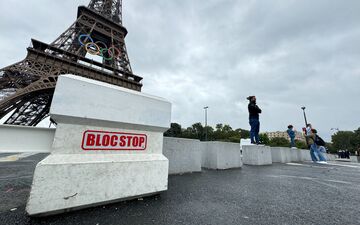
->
xmin=290 ymin=137 xmax=295 ymax=147
xmin=249 ymin=118 xmax=260 ymax=144
xmin=310 ymin=144 xmax=327 ymax=161
xmin=309 ymin=144 xmax=318 ymax=162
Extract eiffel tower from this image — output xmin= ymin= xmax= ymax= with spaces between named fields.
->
xmin=0 ymin=0 xmax=142 ymax=126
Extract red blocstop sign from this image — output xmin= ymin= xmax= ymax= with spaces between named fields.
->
xmin=81 ymin=130 xmax=147 ymax=151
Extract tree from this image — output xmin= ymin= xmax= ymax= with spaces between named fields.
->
xmin=192 ymin=122 xmax=205 ymax=140
xmin=332 ymin=131 xmax=355 ymax=152
xmin=269 ymin=137 xmax=290 ymax=147
xmin=295 ymin=140 xmax=308 ymax=149
xmin=182 ymin=127 xmax=197 ymax=139
xmin=331 ymin=128 xmax=360 ymax=153
xmin=164 ymin=123 xmax=182 ymax=137
xmin=235 ymin=128 xmax=250 ymax=139
xmin=259 ymin=133 xmax=270 ymax=145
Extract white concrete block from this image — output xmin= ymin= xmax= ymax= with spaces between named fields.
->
xmin=326 ymin=154 xmax=337 ymax=161
xmin=240 ymin=138 xmax=251 ymax=150
xmin=300 ymin=149 xmax=312 ymax=161
xmin=52 ymin=123 xmax=164 ymax=155
xmin=350 ymin=156 xmax=358 ymax=163
xmin=50 ymin=75 xmax=171 ymax=131
xmin=271 ymin=147 xmax=291 ymax=163
xmin=202 ymin=142 xmax=242 ymax=169
xmin=290 ymin=149 xmax=302 ymax=162
xmin=26 ymin=75 xmax=171 ymax=216
xmin=163 ymin=137 xmax=202 ymax=174
xmin=26 ymin=154 xmax=168 ymax=216
xmin=242 ymin=145 xmax=272 ymax=165
xmin=0 ymin=125 xmax=54 ymax=153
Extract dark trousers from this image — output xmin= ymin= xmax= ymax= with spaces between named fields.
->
xmin=249 ymin=118 xmax=260 ymax=144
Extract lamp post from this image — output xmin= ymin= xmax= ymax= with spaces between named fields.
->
xmin=301 ymin=106 xmax=309 ymax=146
xmin=301 ymin=106 xmax=308 ymax=127
xmin=204 ymin=106 xmax=209 ymax=141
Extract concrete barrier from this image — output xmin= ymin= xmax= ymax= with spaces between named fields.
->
xmin=271 ymin=147 xmax=291 ymax=163
xmin=0 ymin=125 xmax=54 ymax=153
xmin=163 ymin=137 xmax=202 ymax=174
xmin=325 ymin=154 xmax=336 ymax=161
xmin=242 ymin=145 xmax=272 ymax=165
xmin=300 ymin=149 xmax=312 ymax=161
xmin=290 ymin=149 xmax=302 ymax=162
xmin=26 ymin=75 xmax=171 ymax=216
xmin=350 ymin=156 xmax=358 ymax=163
xmin=202 ymin=141 xmax=242 ymax=169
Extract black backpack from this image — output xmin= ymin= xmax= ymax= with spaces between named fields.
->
xmin=315 ymin=135 xmax=326 ymax=146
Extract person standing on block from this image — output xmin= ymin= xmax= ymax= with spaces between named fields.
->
xmin=287 ymin=125 xmax=296 ymax=148
xmin=247 ymin=96 xmax=262 ymax=144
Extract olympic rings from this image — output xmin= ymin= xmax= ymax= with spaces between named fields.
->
xmin=78 ymin=34 xmax=94 ymax=46
xmin=78 ymin=33 xmax=122 ymax=61
xmin=85 ymin=42 xmax=100 ymax=55
xmin=100 ymin=48 xmax=113 ymax=61
xmin=108 ymin=46 xmax=121 ymax=59
xmin=95 ymin=41 xmax=107 ymax=49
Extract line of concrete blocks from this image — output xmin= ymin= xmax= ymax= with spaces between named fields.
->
xmin=163 ymin=137 xmax=242 ymax=174
xmin=163 ymin=137 xmax=340 ymax=174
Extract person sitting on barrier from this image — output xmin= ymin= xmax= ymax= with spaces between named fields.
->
xmin=305 ymin=129 xmax=327 ymax=164
xmin=287 ymin=125 xmax=296 ymax=148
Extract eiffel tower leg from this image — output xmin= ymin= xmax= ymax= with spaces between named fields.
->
xmin=3 ymin=92 xmax=53 ymax=126
xmin=0 ymin=57 xmax=58 ymax=126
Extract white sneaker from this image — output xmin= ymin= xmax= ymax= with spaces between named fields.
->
xmin=317 ymin=161 xmax=328 ymax=164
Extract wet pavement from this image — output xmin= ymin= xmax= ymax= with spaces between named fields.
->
xmin=1 ymin=154 xmax=360 ymax=225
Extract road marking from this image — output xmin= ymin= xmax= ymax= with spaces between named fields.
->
xmin=0 ymin=153 xmax=38 ymax=162
xmin=267 ymin=175 xmax=354 ymax=188
xmin=286 ymin=162 xmax=360 ymax=169
xmin=325 ymin=162 xmax=360 ymax=169
xmin=325 ymin=179 xmax=352 ymax=184
xmin=285 ymin=162 xmax=329 ymax=169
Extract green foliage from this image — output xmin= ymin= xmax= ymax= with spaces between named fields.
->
xmin=268 ymin=137 xmax=290 ymax=147
xmin=236 ymin=128 xmax=250 ymax=139
xmin=164 ymin=122 xmax=249 ymax=143
xmin=164 ymin=124 xmax=360 ymax=152
xmin=259 ymin=133 xmax=270 ymax=145
xmin=295 ymin=140 xmax=308 ymax=149
xmin=331 ymin=128 xmax=360 ymax=153
xmin=326 ymin=143 xmax=337 ymax=154
xmin=164 ymin=123 xmax=182 ymax=137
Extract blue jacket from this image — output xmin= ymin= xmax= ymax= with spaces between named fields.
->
xmin=287 ymin=129 xmax=295 ymax=139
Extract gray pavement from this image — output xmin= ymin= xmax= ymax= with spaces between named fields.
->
xmin=1 ymin=154 xmax=360 ymax=225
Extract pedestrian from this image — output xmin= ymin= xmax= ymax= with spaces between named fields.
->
xmin=345 ymin=150 xmax=350 ymax=159
xmin=306 ymin=123 xmax=312 ymax=135
xmin=305 ymin=128 xmax=327 ymax=163
xmin=287 ymin=125 xmax=296 ymax=148
xmin=247 ymin=96 xmax=262 ymax=144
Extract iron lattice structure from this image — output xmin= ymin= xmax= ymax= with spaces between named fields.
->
xmin=0 ymin=0 xmax=142 ymax=126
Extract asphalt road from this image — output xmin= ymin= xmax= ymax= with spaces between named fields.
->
xmin=1 ymin=154 xmax=360 ymax=225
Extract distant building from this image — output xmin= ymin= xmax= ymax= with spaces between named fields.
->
xmin=263 ymin=131 xmax=305 ymax=142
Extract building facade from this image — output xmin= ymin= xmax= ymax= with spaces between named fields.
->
xmin=263 ymin=131 xmax=305 ymax=142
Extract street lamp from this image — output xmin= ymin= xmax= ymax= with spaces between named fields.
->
xmin=301 ymin=106 xmax=309 ymax=146
xmin=301 ymin=106 xmax=308 ymax=127
xmin=204 ymin=106 xmax=209 ymax=141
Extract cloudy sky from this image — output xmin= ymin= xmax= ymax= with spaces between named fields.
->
xmin=0 ymin=0 xmax=359 ymax=141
